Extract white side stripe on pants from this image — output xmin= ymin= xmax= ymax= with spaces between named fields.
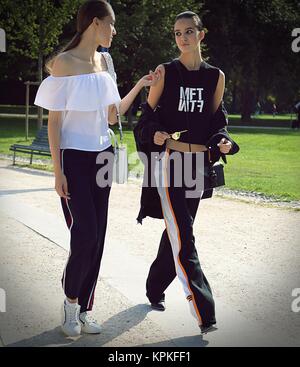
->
xmin=87 ymin=280 xmax=97 ymax=310
xmin=154 ymin=149 xmax=202 ymax=325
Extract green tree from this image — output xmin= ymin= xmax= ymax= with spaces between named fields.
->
xmin=0 ymin=0 xmax=81 ymax=127
xmin=110 ymin=0 xmax=203 ymax=127
xmin=203 ymin=0 xmax=300 ymax=120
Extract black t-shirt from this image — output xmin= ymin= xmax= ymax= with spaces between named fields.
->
xmin=159 ymin=59 xmax=220 ymax=145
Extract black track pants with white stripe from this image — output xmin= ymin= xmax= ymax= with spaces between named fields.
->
xmin=146 ymin=149 xmax=216 ymax=328
xmin=60 ymin=146 xmax=113 ymax=312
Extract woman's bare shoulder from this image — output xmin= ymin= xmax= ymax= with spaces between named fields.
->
xmin=218 ymin=69 xmax=225 ymax=80
xmin=154 ymin=64 xmax=166 ymax=76
xmin=51 ymin=52 xmax=75 ymax=77
xmin=216 ymin=69 xmax=225 ymax=89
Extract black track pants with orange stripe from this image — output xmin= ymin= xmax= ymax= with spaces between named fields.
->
xmin=60 ymin=146 xmax=113 ymax=312
xmin=146 ymin=149 xmax=216 ymax=328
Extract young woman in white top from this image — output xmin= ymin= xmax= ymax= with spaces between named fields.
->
xmin=34 ymin=0 xmax=159 ymax=337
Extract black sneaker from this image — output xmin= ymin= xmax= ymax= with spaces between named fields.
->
xmin=150 ymin=299 xmax=166 ymax=311
xmin=200 ymin=324 xmax=218 ymax=335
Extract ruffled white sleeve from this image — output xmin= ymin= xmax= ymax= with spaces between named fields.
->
xmin=34 ymin=76 xmax=67 ymax=111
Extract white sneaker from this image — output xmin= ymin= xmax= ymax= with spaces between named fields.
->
xmin=79 ymin=312 xmax=102 ymax=334
xmin=61 ymin=300 xmax=81 ymax=337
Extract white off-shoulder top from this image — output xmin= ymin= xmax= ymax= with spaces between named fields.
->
xmin=34 ymin=52 xmax=121 ymax=152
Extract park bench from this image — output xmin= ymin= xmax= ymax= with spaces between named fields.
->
xmin=9 ymin=125 xmax=51 ymax=165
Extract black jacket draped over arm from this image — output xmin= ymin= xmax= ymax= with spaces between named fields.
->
xmin=133 ymin=101 xmax=239 ymax=224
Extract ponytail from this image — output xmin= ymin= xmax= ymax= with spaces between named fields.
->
xmin=63 ymin=31 xmax=83 ymax=53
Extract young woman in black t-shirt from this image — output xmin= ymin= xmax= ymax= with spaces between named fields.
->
xmin=144 ymin=11 xmax=233 ymax=334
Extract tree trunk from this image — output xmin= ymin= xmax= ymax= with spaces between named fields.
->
xmin=241 ymin=88 xmax=255 ymax=123
xmin=231 ymin=81 xmax=237 ymax=114
xmin=37 ymin=50 xmax=43 ymax=129
xmin=37 ymin=3 xmax=44 ymax=130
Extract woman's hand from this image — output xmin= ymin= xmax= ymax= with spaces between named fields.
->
xmin=139 ymin=69 xmax=161 ymax=88
xmin=217 ymin=138 xmax=232 ymax=154
xmin=154 ymin=131 xmax=170 ymax=145
xmin=55 ymin=172 xmax=70 ymax=200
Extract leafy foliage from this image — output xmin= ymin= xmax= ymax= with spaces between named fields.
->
xmin=0 ymin=0 xmax=299 ymax=115
xmin=110 ymin=0 xmax=203 ymax=90
xmin=203 ymin=0 xmax=300 ymax=117
xmin=0 ymin=0 xmax=81 ymax=80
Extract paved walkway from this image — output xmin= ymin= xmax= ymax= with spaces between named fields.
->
xmin=0 ymin=159 xmax=299 ymax=347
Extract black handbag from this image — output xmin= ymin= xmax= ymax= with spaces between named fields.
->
xmin=204 ymin=149 xmax=225 ymax=190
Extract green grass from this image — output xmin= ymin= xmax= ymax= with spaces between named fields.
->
xmin=0 ymin=116 xmax=35 ymax=149
xmin=0 ymin=116 xmax=49 ymax=161
xmin=228 ymin=114 xmax=296 ymax=121
xmin=224 ymin=127 xmax=300 ymax=200
xmin=1 ymin=116 xmax=300 ymax=201
xmin=109 ymin=125 xmax=300 ymax=201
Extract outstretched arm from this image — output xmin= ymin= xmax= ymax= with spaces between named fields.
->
xmin=108 ymin=70 xmax=161 ymax=124
xmin=120 ymin=70 xmax=161 ymax=115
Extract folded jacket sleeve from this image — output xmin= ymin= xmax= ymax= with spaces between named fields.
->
xmin=210 ymin=101 xmax=229 ymax=134
xmin=134 ymin=102 xmax=166 ymax=146
xmin=207 ymin=101 xmax=240 ymax=163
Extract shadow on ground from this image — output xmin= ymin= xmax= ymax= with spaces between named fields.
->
xmin=5 ymin=304 xmax=150 ymax=347
xmin=5 ymin=304 xmax=209 ymax=348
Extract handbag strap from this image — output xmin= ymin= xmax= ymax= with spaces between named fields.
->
xmin=115 ymin=103 xmax=123 ymax=144
xmin=102 ymin=52 xmax=123 ymax=144
xmin=108 ymin=128 xmax=119 ymax=153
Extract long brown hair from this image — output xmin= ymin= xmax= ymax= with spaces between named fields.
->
xmin=45 ymin=0 xmax=112 ymax=74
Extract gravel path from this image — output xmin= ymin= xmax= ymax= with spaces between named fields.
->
xmin=0 ymin=158 xmax=299 ymax=346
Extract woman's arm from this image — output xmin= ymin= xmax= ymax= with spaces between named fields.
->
xmin=118 ymin=69 xmax=161 ymax=116
xmin=147 ymin=65 xmax=170 ymax=145
xmin=212 ymin=70 xmax=225 ymax=114
xmin=107 ymin=70 xmax=161 ymax=124
xmin=119 ymin=79 xmax=144 ymax=115
xmin=48 ymin=110 xmax=63 ymax=177
xmin=147 ymin=64 xmax=165 ymax=109
xmin=48 ymin=54 xmax=70 ymax=199
xmin=48 ymin=111 xmax=70 ymax=199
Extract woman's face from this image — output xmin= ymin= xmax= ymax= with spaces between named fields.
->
xmin=95 ymin=10 xmax=116 ymax=48
xmin=174 ymin=18 xmax=203 ymax=54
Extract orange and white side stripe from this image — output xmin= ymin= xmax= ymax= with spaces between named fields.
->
xmin=154 ymin=148 xmax=203 ymax=326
